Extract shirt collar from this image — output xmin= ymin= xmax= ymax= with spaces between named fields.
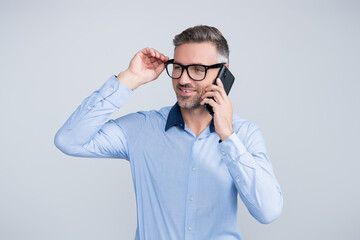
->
xmin=165 ymin=102 xmax=215 ymax=133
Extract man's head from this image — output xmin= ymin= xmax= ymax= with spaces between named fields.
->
xmin=173 ymin=25 xmax=229 ymax=63
xmin=170 ymin=25 xmax=230 ymax=109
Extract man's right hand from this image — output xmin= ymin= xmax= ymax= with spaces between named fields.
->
xmin=116 ymin=47 xmax=170 ymax=90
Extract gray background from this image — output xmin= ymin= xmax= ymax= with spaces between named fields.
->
xmin=1 ymin=0 xmax=359 ymax=239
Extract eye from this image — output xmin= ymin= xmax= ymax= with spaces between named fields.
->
xmin=173 ymin=64 xmax=182 ymax=70
xmin=194 ymin=66 xmax=205 ymax=73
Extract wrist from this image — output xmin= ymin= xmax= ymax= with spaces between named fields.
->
xmin=219 ymin=129 xmax=234 ymax=142
xmin=116 ymin=70 xmax=141 ymax=90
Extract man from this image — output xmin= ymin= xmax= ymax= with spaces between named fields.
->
xmin=54 ymin=25 xmax=283 ymax=240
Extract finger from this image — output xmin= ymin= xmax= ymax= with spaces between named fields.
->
xmin=155 ymin=61 xmax=166 ymax=72
xmin=156 ymin=58 xmax=165 ymax=66
xmin=216 ymin=77 xmax=224 ymax=88
xmin=152 ymin=49 xmax=167 ymax=62
xmin=162 ymin=54 xmax=169 ymax=60
xmin=200 ymin=97 xmax=218 ymax=107
xmin=143 ymin=47 xmax=152 ymax=56
xmin=155 ymin=53 xmax=167 ymax=64
xmin=201 ymin=91 xmax=222 ymax=103
xmin=152 ymin=48 xmax=160 ymax=58
xmin=148 ymin=48 xmax=157 ymax=58
xmin=163 ymin=54 xmax=170 ymax=62
xmin=206 ymin=81 xmax=226 ymax=99
xmin=159 ymin=53 xmax=167 ymax=61
xmin=143 ymin=47 xmax=169 ymax=62
xmin=149 ymin=56 xmax=159 ymax=64
xmin=206 ymin=82 xmax=222 ymax=92
xmin=142 ymin=47 xmax=154 ymax=58
xmin=154 ymin=48 xmax=164 ymax=60
xmin=153 ymin=48 xmax=158 ymax=57
xmin=205 ymin=85 xmax=225 ymax=100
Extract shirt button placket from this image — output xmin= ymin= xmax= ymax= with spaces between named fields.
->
xmin=185 ymin=138 xmax=200 ymax=239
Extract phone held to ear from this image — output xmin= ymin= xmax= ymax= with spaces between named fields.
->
xmin=204 ymin=65 xmax=235 ymax=116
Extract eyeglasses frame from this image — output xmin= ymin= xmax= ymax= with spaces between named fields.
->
xmin=164 ymin=59 xmax=226 ymax=81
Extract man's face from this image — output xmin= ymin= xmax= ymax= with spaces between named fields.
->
xmin=172 ymin=42 xmax=221 ymax=110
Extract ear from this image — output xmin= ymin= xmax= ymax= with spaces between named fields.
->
xmin=224 ymin=63 xmax=229 ymax=69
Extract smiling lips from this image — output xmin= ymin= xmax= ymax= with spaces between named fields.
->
xmin=179 ymin=87 xmax=196 ymax=96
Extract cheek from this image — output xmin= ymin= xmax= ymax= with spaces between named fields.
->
xmin=197 ymin=83 xmax=208 ymax=96
xmin=200 ymin=77 xmax=216 ymax=91
xmin=197 ymin=79 xmax=215 ymax=97
xmin=172 ymin=80 xmax=177 ymax=89
xmin=205 ymin=70 xmax=219 ymax=83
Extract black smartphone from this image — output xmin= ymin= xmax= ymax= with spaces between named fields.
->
xmin=204 ymin=65 xmax=235 ymax=116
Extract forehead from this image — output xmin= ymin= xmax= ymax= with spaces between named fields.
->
xmin=174 ymin=42 xmax=218 ymax=65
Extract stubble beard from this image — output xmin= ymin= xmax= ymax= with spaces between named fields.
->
xmin=176 ymin=91 xmax=202 ymax=109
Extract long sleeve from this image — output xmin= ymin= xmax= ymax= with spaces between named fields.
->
xmin=54 ymin=75 xmax=134 ymax=159
xmin=218 ymin=122 xmax=283 ymax=224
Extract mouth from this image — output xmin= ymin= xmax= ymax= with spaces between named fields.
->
xmin=179 ymin=87 xmax=196 ymax=96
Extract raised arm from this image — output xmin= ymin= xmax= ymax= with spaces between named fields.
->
xmin=54 ymin=48 xmax=169 ymax=159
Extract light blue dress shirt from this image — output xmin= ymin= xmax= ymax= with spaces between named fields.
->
xmin=54 ymin=75 xmax=283 ymax=240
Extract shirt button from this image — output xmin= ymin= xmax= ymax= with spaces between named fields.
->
xmin=192 ymin=167 xmax=196 ymax=171
xmin=196 ymin=139 xmax=199 ymax=142
xmin=222 ymin=151 xmax=226 ymax=156
xmin=236 ymin=178 xmax=240 ymax=182
xmin=188 ymin=226 xmax=192 ymax=231
xmin=190 ymin=196 xmax=194 ymax=201
xmin=109 ymin=87 xmax=114 ymax=91
xmin=87 ymin=106 xmax=91 ymax=110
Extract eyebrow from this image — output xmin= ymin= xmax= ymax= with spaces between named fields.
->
xmin=173 ymin=61 xmax=206 ymax=66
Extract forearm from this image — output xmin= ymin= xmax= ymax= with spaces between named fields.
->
xmin=116 ymin=70 xmax=142 ymax=90
xmin=54 ymin=75 xmax=132 ymax=156
xmin=219 ymin=132 xmax=283 ymax=224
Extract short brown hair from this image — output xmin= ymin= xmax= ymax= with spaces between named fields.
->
xmin=173 ymin=25 xmax=229 ymax=63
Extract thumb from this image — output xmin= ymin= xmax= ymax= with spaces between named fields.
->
xmin=216 ymin=78 xmax=224 ymax=88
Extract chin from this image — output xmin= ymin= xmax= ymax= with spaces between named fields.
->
xmin=175 ymin=90 xmax=203 ymax=109
xmin=178 ymin=98 xmax=201 ymax=109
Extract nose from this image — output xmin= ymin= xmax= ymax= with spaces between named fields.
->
xmin=178 ymin=69 xmax=193 ymax=85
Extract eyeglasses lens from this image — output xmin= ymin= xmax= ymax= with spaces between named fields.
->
xmin=166 ymin=63 xmax=206 ymax=81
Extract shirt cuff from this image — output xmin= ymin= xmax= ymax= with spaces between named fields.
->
xmin=98 ymin=75 xmax=133 ymax=108
xmin=218 ymin=132 xmax=255 ymax=168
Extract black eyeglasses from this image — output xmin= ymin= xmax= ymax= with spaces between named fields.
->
xmin=164 ymin=59 xmax=225 ymax=81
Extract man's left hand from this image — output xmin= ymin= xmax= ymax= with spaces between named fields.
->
xmin=200 ymin=78 xmax=234 ymax=141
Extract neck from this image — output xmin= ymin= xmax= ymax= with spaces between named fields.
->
xmin=180 ymin=106 xmax=212 ymax=137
